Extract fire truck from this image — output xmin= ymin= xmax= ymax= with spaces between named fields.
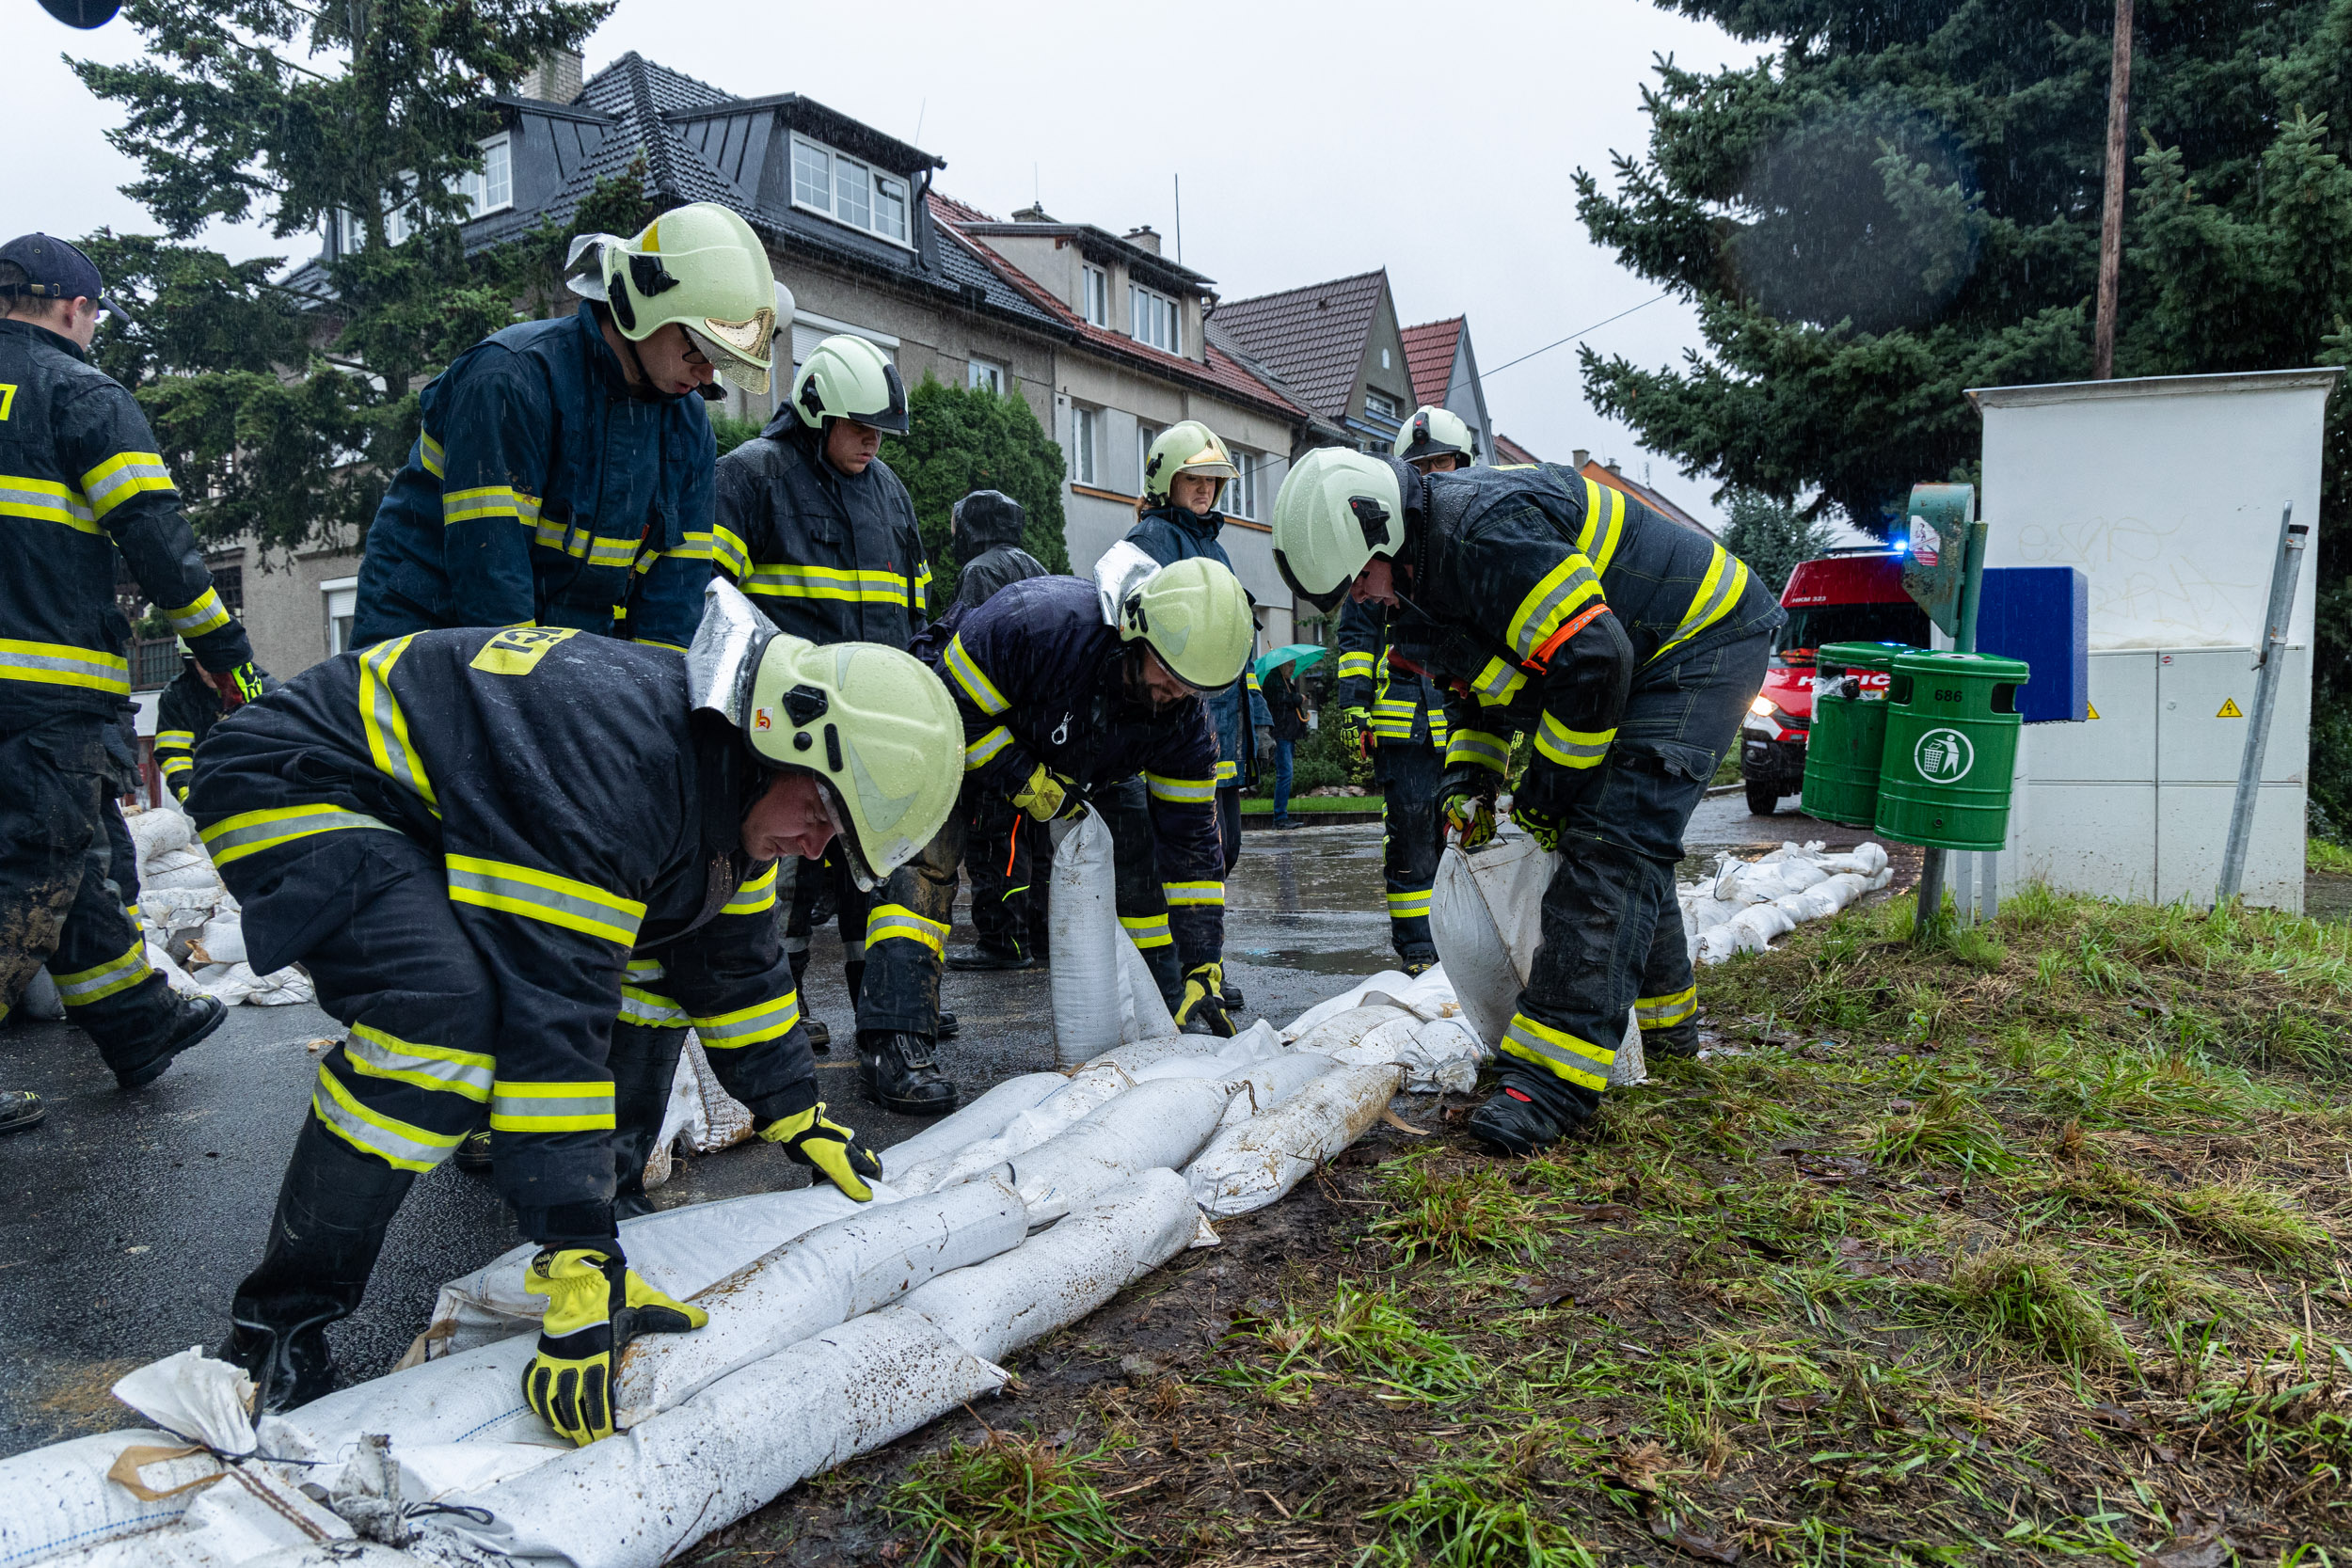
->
xmin=1739 ymin=552 xmax=1931 ymax=816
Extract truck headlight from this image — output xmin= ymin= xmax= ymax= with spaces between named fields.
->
xmin=1748 ymin=695 xmax=1778 ymax=718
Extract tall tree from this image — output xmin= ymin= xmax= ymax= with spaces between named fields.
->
xmin=882 ymin=376 xmax=1073 ymax=592
xmin=1719 ymin=488 xmax=1835 ymax=597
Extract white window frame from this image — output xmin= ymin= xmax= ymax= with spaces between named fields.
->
xmin=1070 ymin=405 xmax=1098 ymax=486
xmin=967 ymin=359 xmax=1006 ymax=396
xmin=1365 ymin=389 xmax=1399 ymax=420
xmin=1130 ymin=282 xmax=1179 ymax=354
xmin=788 ymin=131 xmax=913 ymax=249
xmin=1081 ymin=264 xmax=1109 ymax=327
xmin=1136 ymin=422 xmax=1160 ymax=493
xmin=1225 ymin=447 xmax=1259 ymax=520
xmin=455 ymin=133 xmax=513 ymax=217
xmin=321 ymin=577 xmax=358 ymax=657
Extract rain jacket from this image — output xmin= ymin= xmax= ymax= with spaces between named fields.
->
xmin=1417 ymin=465 xmax=1781 ymax=792
xmin=932 ymin=575 xmax=1226 ymax=972
xmin=0 ymin=318 xmax=252 ymax=721
xmin=1124 ymin=503 xmax=1248 ymax=786
xmin=152 ymin=659 xmax=223 ymax=801
xmin=710 ymin=414 xmax=931 ymax=649
xmin=1335 ymin=598 xmax=1451 ymax=752
xmin=350 ymin=304 xmax=715 ymax=651
xmin=952 ymin=495 xmax=1049 ymax=610
xmin=185 ymin=626 xmax=815 ymax=1207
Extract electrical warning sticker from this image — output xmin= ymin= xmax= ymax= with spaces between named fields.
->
xmin=2217 ymin=699 xmax=2245 ymax=718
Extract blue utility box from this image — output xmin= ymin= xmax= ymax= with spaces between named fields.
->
xmin=1974 ymin=566 xmax=2089 ymax=723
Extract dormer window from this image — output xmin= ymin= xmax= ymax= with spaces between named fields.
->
xmin=791 ymin=132 xmax=911 ymax=246
xmin=1131 ymin=282 xmax=1179 ymax=354
xmin=1082 ymin=264 xmax=1109 ymax=327
xmin=1365 ymin=389 xmax=1399 ymax=420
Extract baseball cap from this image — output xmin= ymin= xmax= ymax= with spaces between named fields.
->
xmin=0 ymin=234 xmax=135 ymax=324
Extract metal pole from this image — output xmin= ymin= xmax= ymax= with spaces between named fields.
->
xmin=2217 ymin=503 xmax=2306 ymax=904
xmin=2093 ymin=0 xmax=2134 ymax=379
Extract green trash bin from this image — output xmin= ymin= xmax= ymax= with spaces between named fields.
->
xmin=1801 ymin=641 xmax=1908 ymax=828
xmin=1873 ymin=649 xmax=2030 ymax=851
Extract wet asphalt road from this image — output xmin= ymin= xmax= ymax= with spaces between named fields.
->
xmin=0 ymin=800 xmax=1842 ymax=1457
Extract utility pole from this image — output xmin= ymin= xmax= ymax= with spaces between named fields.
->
xmin=2093 ymin=0 xmax=2134 ymax=379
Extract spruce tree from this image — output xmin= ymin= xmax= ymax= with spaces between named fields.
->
xmin=882 ymin=376 xmax=1073 ymax=593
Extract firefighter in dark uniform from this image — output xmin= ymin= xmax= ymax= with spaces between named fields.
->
xmin=942 ymin=489 xmax=1056 ymax=972
xmin=711 ymin=332 xmax=965 ymax=1111
xmin=1273 ymin=450 xmax=1781 ymax=1154
xmin=0 ymin=233 xmax=265 ymax=1130
xmin=1331 ymin=406 xmax=1481 ymax=974
xmin=932 ymin=553 xmax=1253 ymax=1037
xmin=190 ymin=581 xmax=960 ymax=1433
xmin=153 ymin=649 xmax=225 ymax=802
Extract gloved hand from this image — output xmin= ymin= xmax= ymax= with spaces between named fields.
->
xmin=1437 ymin=765 xmax=1498 ymax=850
xmin=1010 ymin=763 xmax=1082 ymax=823
xmin=520 ymin=1247 xmax=707 ymax=1446
xmin=1338 ymin=705 xmax=1372 ymax=757
xmin=209 ymin=661 xmax=271 ymax=711
xmin=1173 ymin=961 xmax=1236 ymax=1037
xmin=1511 ymin=799 xmax=1565 ymax=852
xmin=760 ymin=1101 xmax=882 ymax=1201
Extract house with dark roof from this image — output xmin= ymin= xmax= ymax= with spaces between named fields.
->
xmin=1208 ymin=270 xmax=1419 ymax=457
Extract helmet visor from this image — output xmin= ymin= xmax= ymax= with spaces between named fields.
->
xmin=685 ymin=309 xmax=776 ymax=394
xmin=813 ymin=776 xmax=882 ymax=892
xmin=1274 ymin=546 xmax=1349 ymax=614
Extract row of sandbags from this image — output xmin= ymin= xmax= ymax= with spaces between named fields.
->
xmin=1678 ymin=839 xmax=1892 ymax=964
xmin=121 ymin=804 xmax=315 ymax=1008
xmin=0 ymin=977 xmax=1458 ymax=1568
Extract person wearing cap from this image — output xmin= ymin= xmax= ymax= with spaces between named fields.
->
xmin=708 ymin=333 xmax=959 ymax=1108
xmin=0 ymin=232 xmax=267 ymax=1118
xmin=189 ymin=581 xmax=960 ymax=1431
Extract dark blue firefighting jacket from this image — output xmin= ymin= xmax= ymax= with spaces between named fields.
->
xmin=1125 ymin=504 xmax=1248 ymax=785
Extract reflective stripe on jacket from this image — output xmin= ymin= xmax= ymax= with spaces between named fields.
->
xmin=152 ymin=662 xmax=223 ymax=800
xmin=1335 ymin=597 xmax=1450 ymax=749
xmin=711 ymin=417 xmax=930 ymax=649
xmin=1126 ymin=504 xmax=1248 ymax=774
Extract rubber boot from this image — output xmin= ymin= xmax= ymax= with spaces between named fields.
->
xmin=110 ymin=992 xmax=228 ymax=1090
xmin=947 ymin=942 xmax=1033 ymax=971
xmin=1465 ymin=1075 xmax=1594 ymax=1157
xmin=610 ymin=1025 xmax=688 ymax=1219
xmin=855 ymin=1030 xmax=957 ymax=1117
xmin=1643 ymin=1022 xmax=1701 ymax=1060
xmin=1139 ymin=943 xmax=1184 ymax=1016
xmin=218 ymin=1115 xmax=418 ymax=1412
xmin=937 ymin=1010 xmax=960 ymax=1040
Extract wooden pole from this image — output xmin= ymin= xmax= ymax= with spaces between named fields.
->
xmin=2093 ymin=0 xmax=2134 ymax=379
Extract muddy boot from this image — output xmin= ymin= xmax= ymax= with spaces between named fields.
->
xmin=1465 ymin=1076 xmax=1594 ymax=1157
xmin=936 ymin=1010 xmax=960 ymax=1040
xmin=219 ymin=1116 xmax=417 ymax=1412
xmin=453 ymin=1124 xmax=493 ymax=1171
xmin=110 ymin=993 xmax=228 ymax=1090
xmin=0 ymin=1090 xmax=42 ymax=1134
xmin=946 ymin=941 xmax=1033 ymax=971
xmin=803 ymin=1018 xmax=831 ymax=1053
xmin=855 ymin=1031 xmax=957 ymax=1117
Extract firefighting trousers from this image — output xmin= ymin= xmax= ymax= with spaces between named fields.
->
xmin=1501 ymin=629 xmax=1770 ymax=1116
xmin=785 ymin=849 xmax=872 ymax=1009
xmin=1375 ymin=740 xmax=1444 ymax=966
xmin=962 ymin=782 xmax=1053 ymax=960
xmin=0 ymin=711 xmax=180 ymax=1065
xmin=1099 ymin=777 xmax=1185 ymax=1009
xmin=854 ymin=813 xmax=966 ymax=1037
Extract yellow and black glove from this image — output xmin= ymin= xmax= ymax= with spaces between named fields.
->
xmin=761 ymin=1101 xmax=882 ymax=1201
xmin=520 ymin=1247 xmax=707 ymax=1447
xmin=1338 ymin=705 xmax=1372 ymax=757
xmin=1173 ymin=961 xmax=1236 ymax=1037
xmin=1437 ymin=765 xmax=1498 ymax=850
xmin=1510 ymin=800 xmax=1565 ymax=852
xmin=209 ymin=661 xmax=271 ymax=711
xmin=1010 ymin=763 xmax=1082 ymax=824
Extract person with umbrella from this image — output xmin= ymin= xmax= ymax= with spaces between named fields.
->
xmin=1254 ymin=643 xmax=1323 ymax=830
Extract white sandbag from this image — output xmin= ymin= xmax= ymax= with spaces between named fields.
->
xmin=1381 ymin=963 xmax=1462 ymax=1022
xmin=1290 ymin=1003 xmax=1414 ymax=1057
xmin=1774 ymin=858 xmax=1830 ymax=892
xmin=1279 ymin=969 xmax=1415 ymax=1041
xmin=1303 ymin=1010 xmax=1421 ymax=1067
xmin=1403 ymin=1017 xmax=1486 ymax=1093
xmin=194 ymin=913 xmax=246 ymax=966
xmin=0 ymin=1427 xmax=230 ymax=1566
xmin=1115 ymin=932 xmax=1178 ymax=1042
xmin=1184 ymin=1064 xmax=1404 ymax=1215
xmin=135 ymin=886 xmax=219 ymax=929
xmin=677 ymin=1034 xmax=754 ymax=1153
xmin=1774 ymin=888 xmax=1839 ymax=924
xmin=410 ymin=1310 xmax=1006 ymax=1568
xmin=870 ymin=1069 xmax=1069 ymax=1179
xmin=142 ymin=942 xmax=201 ymax=999
xmin=19 ymin=966 xmax=67 ymax=1020
xmin=1216 ymin=1050 xmax=1335 ymax=1126
xmin=648 ymin=1049 xmax=704 ymax=1177
xmin=1697 ymin=925 xmax=1740 ymax=965
xmin=888 ymin=1070 xmax=1130 ymax=1196
xmin=112 ymin=1349 xmax=256 ymax=1456
xmin=898 ymin=1168 xmax=1200 ymax=1364
xmin=243 ymin=965 xmax=314 ymax=1006
xmin=612 ymin=1175 xmax=1027 ymax=1426
xmin=1077 ymin=1033 xmax=1211 ymax=1075
xmin=141 ymin=862 xmax=224 ymax=893
xmin=1046 ymin=809 xmax=1121 ymax=1065
xmin=1007 ymin=1077 xmax=1232 ymax=1221
xmin=124 ymin=806 xmax=192 ymax=861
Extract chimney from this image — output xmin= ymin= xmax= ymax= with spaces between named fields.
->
xmin=1124 ymin=225 xmax=1162 ymax=255
xmin=1605 ymin=459 xmax=1623 ymax=476
xmin=516 ymin=49 xmax=583 ymax=103
xmin=1571 ymin=448 xmax=1590 ymax=470
xmin=1010 ymin=202 xmax=1057 ymax=223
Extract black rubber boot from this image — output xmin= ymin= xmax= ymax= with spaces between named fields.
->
xmin=219 ymin=1115 xmax=418 ymax=1412
xmin=1466 ymin=1078 xmax=1593 ymax=1157
xmin=112 ymin=993 xmax=228 ymax=1090
xmin=0 ymin=1090 xmax=43 ymax=1134
xmin=453 ymin=1122 xmax=493 ymax=1171
xmin=1140 ymin=944 xmax=1185 ymax=1016
xmin=855 ymin=1030 xmax=958 ymax=1117
xmin=946 ymin=942 xmax=1034 ymax=971
xmin=1643 ymin=1023 xmax=1701 ymax=1060
xmin=937 ymin=1010 xmax=960 ymax=1040
xmin=803 ymin=1018 xmax=831 ymax=1053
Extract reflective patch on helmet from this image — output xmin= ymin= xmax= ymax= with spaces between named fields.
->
xmin=753 ymin=706 xmax=773 ymax=732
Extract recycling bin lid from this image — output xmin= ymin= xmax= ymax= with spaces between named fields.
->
xmin=1816 ymin=641 xmax=1913 ymax=673
xmin=1888 ymin=648 xmax=2032 ymax=682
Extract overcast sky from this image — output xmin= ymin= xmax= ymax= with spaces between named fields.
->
xmin=7 ymin=0 xmax=1775 ymax=524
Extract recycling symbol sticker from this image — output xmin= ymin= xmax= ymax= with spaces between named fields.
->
xmin=1914 ymin=728 xmax=1975 ymax=784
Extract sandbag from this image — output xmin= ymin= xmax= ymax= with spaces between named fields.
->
xmin=1184 ymin=1064 xmax=1405 ymax=1215
xmin=1279 ymin=970 xmax=1415 ymax=1041
xmin=1006 ymin=1077 xmax=1232 ymax=1220
xmin=872 ymin=1069 xmax=1069 ymax=1180
xmin=1288 ymin=1004 xmax=1409 ymax=1057
xmin=1216 ymin=1050 xmax=1335 ymax=1126
xmin=123 ymin=805 xmax=192 ymax=862
xmin=1115 ymin=931 xmax=1178 ymax=1042
xmin=194 ymin=913 xmax=247 ymax=965
xmin=677 ymin=1033 xmax=755 ymax=1153
xmin=889 ymin=1069 xmax=1135 ymax=1196
xmin=19 ymin=967 xmax=66 ymax=1020
xmin=1046 ymin=810 xmax=1122 ymax=1064
xmin=0 ymin=1427 xmax=228 ymax=1567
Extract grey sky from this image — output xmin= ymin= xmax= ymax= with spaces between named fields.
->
xmin=6 ymin=0 xmax=1772 ymax=523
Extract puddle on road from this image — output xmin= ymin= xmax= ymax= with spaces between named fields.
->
xmin=1230 ymin=825 xmax=1387 ymax=915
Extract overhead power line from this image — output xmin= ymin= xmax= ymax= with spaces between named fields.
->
xmin=1482 ymin=291 xmax=1673 ymax=380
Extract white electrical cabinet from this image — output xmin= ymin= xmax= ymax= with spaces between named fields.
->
xmin=1969 ymin=368 xmax=2338 ymax=912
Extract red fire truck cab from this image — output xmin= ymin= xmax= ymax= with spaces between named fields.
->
xmin=1739 ymin=552 xmax=1931 ymax=816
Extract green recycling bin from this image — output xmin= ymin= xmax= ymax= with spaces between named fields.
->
xmin=1801 ymin=641 xmax=1908 ymax=828
xmin=1873 ymin=649 xmax=2030 ymax=851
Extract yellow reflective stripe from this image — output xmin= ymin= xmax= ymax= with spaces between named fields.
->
xmin=313 ymin=1066 xmax=462 ymax=1171
xmin=1337 ymin=652 xmax=1375 ymax=680
xmin=1501 ymin=1012 xmax=1614 ymax=1093
xmin=445 ymin=855 xmax=646 ymax=946
xmin=739 ymin=562 xmax=914 ymax=603
xmin=0 ymin=638 xmax=129 ymax=693
xmin=866 ymin=903 xmax=948 ymax=956
xmin=531 ymin=517 xmax=643 ymax=570
xmin=342 ymin=1022 xmax=495 ymax=1102
xmin=1635 ymin=985 xmax=1699 ymax=1030
xmin=965 ymin=725 xmax=1014 ymax=771
xmin=619 ymin=985 xmax=689 ymax=1028
xmin=1576 ymin=478 xmax=1626 ymax=574
xmin=1144 ymin=772 xmax=1215 ymax=804
xmin=723 ymin=863 xmax=778 ymax=915
xmin=626 ymin=958 xmax=667 ymax=982
xmin=707 ymin=525 xmax=754 ymax=581
xmin=421 ymin=434 xmax=445 ymax=479
xmin=441 ymin=484 xmax=542 ymax=526
xmin=943 ymin=635 xmax=1009 ymax=716
xmin=1445 ymin=729 xmax=1510 ymax=774
xmin=1659 ymin=546 xmax=1752 ymax=657
xmin=1431 ymin=711 xmax=1450 ymax=746
xmin=53 ymin=939 xmax=152 ymax=1006
xmin=667 ymin=531 xmax=715 ymax=563
xmin=1386 ymin=889 xmax=1434 ymax=919
xmin=1246 ymin=672 xmax=1262 ymax=692
xmin=1534 ymin=714 xmax=1614 ymax=770
xmin=1505 ymin=554 xmax=1605 ymax=662
xmin=154 ymin=729 xmax=197 ymax=750
xmin=691 ymin=990 xmax=803 ymax=1049
xmin=1215 ymin=759 xmax=1239 ymax=784
xmin=358 ymin=635 xmax=438 ymax=815
xmin=80 ymin=450 xmax=175 ymax=519
xmin=1119 ymin=913 xmax=1172 ymax=949
xmin=489 ymin=1079 xmax=615 ymax=1133
xmin=199 ymin=804 xmax=398 ymax=867
xmin=163 ymin=588 xmax=231 ymax=638
xmin=1163 ymin=880 xmax=1224 ymax=907
xmin=158 ymin=755 xmax=194 ymax=779
xmin=0 ymin=473 xmax=99 ymax=533
xmin=1470 ymin=657 xmax=1525 ymax=705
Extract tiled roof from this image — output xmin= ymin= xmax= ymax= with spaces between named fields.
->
xmin=1400 ymin=317 xmax=1462 ymax=409
xmin=551 ymin=53 xmax=748 ymax=223
xmin=931 ymin=195 xmax=1309 ymax=423
xmin=1210 ymin=270 xmax=1388 ymax=421
xmin=1493 ymin=432 xmax=1541 ymax=466
xmin=1582 ymin=460 xmax=1708 ymax=533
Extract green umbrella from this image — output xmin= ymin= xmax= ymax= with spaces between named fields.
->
xmin=1252 ymin=643 xmax=1328 ymax=682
